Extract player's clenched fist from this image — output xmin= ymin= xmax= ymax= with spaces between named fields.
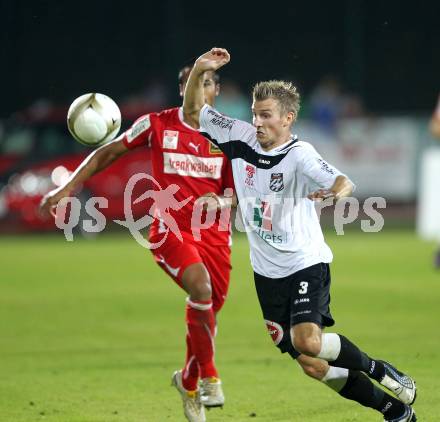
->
xmin=194 ymin=48 xmax=230 ymax=72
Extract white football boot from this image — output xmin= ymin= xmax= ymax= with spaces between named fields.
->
xmin=383 ymin=404 xmax=417 ymax=421
xmin=379 ymin=361 xmax=417 ymax=405
xmin=200 ymin=377 xmax=225 ymax=408
xmin=171 ymin=370 xmax=206 ymax=422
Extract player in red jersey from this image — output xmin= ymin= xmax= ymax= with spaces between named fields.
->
xmin=40 ymin=67 xmax=235 ymax=422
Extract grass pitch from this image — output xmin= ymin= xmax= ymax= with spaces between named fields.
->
xmin=0 ymin=229 xmax=439 ymax=421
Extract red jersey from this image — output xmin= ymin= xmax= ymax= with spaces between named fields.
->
xmin=123 ymin=107 xmax=234 ymax=246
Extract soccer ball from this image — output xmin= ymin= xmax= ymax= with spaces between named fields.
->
xmin=67 ymin=93 xmax=121 ymax=147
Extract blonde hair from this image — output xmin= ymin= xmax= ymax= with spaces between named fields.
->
xmin=253 ymin=80 xmax=301 ymax=118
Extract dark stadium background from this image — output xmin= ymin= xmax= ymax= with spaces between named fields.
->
xmin=1 ymin=0 xmax=439 ymax=117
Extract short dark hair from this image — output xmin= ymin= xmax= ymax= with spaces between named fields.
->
xmin=178 ymin=65 xmax=219 ymax=85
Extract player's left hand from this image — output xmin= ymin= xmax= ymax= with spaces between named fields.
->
xmin=194 ymin=48 xmax=230 ymax=72
xmin=39 ymin=186 xmax=73 ymax=217
xmin=307 ymin=189 xmax=335 ymax=201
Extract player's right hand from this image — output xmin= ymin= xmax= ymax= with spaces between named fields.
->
xmin=307 ymin=189 xmax=335 ymax=201
xmin=195 ymin=48 xmax=230 ymax=72
xmin=39 ymin=187 xmax=72 ymax=218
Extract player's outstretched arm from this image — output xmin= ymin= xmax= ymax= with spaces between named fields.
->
xmin=183 ymin=47 xmax=230 ymax=125
xmin=39 ymin=136 xmax=128 ymax=216
xmin=308 ymin=175 xmax=354 ymax=201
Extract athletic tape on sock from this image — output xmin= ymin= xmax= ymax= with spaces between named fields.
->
xmin=321 ymin=366 xmax=349 ymax=392
xmin=317 ymin=333 xmax=341 ymax=361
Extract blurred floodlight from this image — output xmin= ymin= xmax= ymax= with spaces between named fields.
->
xmin=51 ymin=166 xmax=71 ymax=187
xmin=20 ymin=173 xmax=39 ymax=194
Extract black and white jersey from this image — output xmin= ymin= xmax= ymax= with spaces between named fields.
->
xmin=200 ymin=104 xmax=350 ymax=278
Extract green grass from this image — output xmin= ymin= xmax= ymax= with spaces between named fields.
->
xmin=0 ymin=229 xmax=439 ymax=421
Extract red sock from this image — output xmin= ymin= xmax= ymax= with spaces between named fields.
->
xmin=185 ymin=298 xmax=218 ymax=380
xmin=181 ymin=333 xmax=200 ymax=391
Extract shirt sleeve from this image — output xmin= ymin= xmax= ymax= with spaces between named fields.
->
xmin=199 ymin=104 xmax=256 ymax=148
xmin=122 ymin=113 xmax=155 ymax=149
xmin=297 ymin=142 xmax=350 ymax=189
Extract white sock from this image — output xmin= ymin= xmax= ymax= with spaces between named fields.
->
xmin=321 ymin=366 xmax=349 ymax=392
xmin=317 ymin=333 xmax=341 ymax=361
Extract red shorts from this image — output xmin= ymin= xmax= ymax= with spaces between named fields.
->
xmin=149 ymin=232 xmax=232 ymax=313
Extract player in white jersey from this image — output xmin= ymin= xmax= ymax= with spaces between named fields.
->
xmin=183 ymin=48 xmax=417 ymax=422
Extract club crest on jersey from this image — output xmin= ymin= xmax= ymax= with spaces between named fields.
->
xmin=163 ymin=130 xmax=179 ymax=149
xmin=245 ymin=164 xmax=256 ymax=187
xmin=269 ymin=173 xmax=284 ymax=192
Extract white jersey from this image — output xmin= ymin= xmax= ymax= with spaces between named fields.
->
xmin=200 ymin=104 xmax=350 ymax=278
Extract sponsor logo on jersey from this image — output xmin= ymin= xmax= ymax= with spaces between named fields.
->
xmin=256 ymin=229 xmax=283 ymax=243
xmin=381 ymin=402 xmax=393 ymax=414
xmin=253 ymin=200 xmax=272 ymax=231
xmin=188 ymin=142 xmax=200 ymax=153
xmin=317 ymin=158 xmax=335 ymax=175
xmin=163 ymin=130 xmax=179 ymax=149
xmin=209 ymin=142 xmax=222 ymax=154
xmin=246 ymin=164 xmax=255 ymax=178
xmin=269 ymin=173 xmax=284 ymax=192
xmin=127 ymin=115 xmax=151 ymax=143
xmin=245 ymin=164 xmax=256 ymax=187
xmin=207 ymin=109 xmax=234 ymax=130
xmin=258 ymin=158 xmax=270 ymax=165
xmin=294 ymin=298 xmax=310 ymax=305
xmin=252 ymin=199 xmax=283 ymax=244
xmin=163 ymin=152 xmax=223 ymax=179
xmin=265 ymin=320 xmax=283 ymax=346
xmin=292 ymin=310 xmax=312 ymax=317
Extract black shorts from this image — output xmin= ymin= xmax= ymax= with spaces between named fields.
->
xmin=254 ymin=263 xmax=335 ymax=358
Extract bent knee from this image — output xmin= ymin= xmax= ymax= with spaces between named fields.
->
xmin=297 ymin=355 xmax=329 ymax=380
xmin=301 ymin=364 xmax=324 ymax=380
xmin=182 ymin=264 xmax=212 ymax=301
xmin=293 ymin=336 xmax=322 ymax=357
xmin=190 ymin=281 xmax=212 ymax=299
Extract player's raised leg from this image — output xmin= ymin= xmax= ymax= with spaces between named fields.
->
xmin=291 ymin=324 xmax=417 ymax=406
xmin=296 ymin=354 xmax=416 ymax=421
xmin=255 ymin=270 xmax=416 ymax=421
xmin=288 ymin=263 xmax=416 ymax=406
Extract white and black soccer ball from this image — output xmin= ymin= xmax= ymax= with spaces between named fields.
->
xmin=67 ymin=93 xmax=121 ymax=147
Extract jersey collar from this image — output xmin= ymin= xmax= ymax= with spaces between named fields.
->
xmin=178 ymin=107 xmax=199 ymax=132
xmin=258 ymin=135 xmax=299 ymax=155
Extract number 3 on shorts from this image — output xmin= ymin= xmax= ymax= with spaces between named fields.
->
xmin=299 ymin=281 xmax=308 ymax=294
